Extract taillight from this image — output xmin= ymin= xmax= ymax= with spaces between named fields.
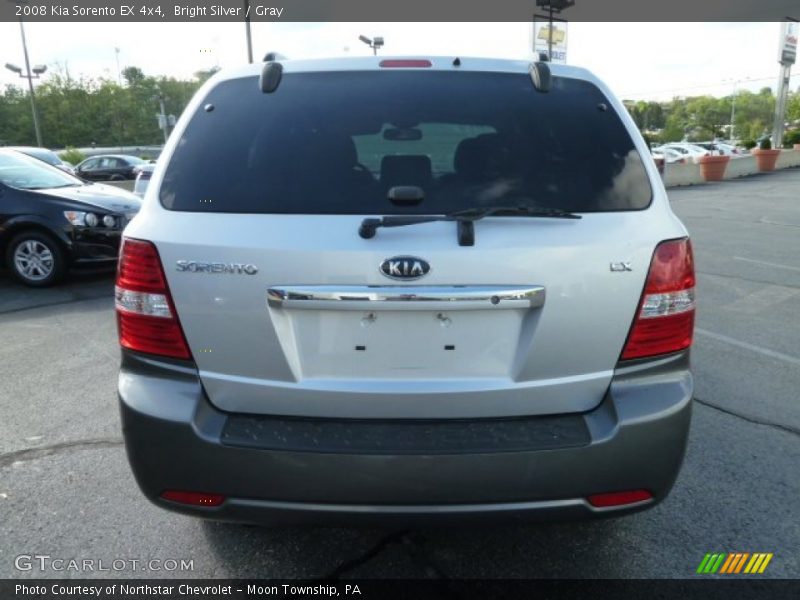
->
xmin=621 ymin=238 xmax=695 ymax=360
xmin=115 ymin=238 xmax=191 ymax=359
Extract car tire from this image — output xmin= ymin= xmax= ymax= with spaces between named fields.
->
xmin=5 ymin=231 xmax=67 ymax=287
xmin=110 ymin=174 xmax=124 ymax=181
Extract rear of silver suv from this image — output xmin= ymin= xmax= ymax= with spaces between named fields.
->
xmin=117 ymin=56 xmax=694 ymax=524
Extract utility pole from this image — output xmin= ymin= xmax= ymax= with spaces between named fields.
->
xmin=15 ymin=18 xmax=44 ymax=146
xmin=772 ymin=21 xmax=797 ymax=148
xmin=114 ymin=47 xmax=122 ymax=85
xmin=244 ymin=0 xmax=253 ymax=63
xmin=157 ymin=92 xmax=168 ymax=144
xmin=729 ymin=80 xmax=737 ymax=142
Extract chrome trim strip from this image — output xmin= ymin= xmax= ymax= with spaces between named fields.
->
xmin=267 ymin=285 xmax=545 ymax=311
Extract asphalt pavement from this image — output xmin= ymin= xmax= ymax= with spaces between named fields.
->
xmin=1 ymin=169 xmax=798 ymax=579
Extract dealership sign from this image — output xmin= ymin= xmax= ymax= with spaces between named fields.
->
xmin=778 ymin=21 xmax=797 ymax=65
xmin=533 ymin=17 xmax=568 ymax=64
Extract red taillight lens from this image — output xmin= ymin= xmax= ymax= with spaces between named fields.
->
xmin=379 ymin=59 xmax=432 ymax=68
xmin=621 ymin=238 xmax=695 ymax=360
xmin=117 ymin=237 xmax=167 ymax=292
xmin=588 ymin=489 xmax=652 ymax=508
xmin=161 ymin=490 xmax=225 ymax=507
xmin=115 ymin=238 xmax=191 ymax=360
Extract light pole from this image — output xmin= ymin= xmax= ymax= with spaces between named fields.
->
xmin=114 ymin=47 xmax=122 ymax=85
xmin=5 ymin=18 xmax=45 ymax=146
xmin=154 ymin=91 xmax=169 ymax=144
xmin=244 ymin=0 xmax=253 ymax=63
xmin=358 ymin=35 xmax=384 ymax=56
xmin=772 ymin=20 xmax=797 ymax=148
xmin=724 ymin=78 xmax=745 ymax=143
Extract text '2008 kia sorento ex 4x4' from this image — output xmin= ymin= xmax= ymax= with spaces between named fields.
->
xmin=117 ymin=56 xmax=695 ymax=525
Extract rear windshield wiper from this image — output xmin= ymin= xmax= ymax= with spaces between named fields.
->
xmin=358 ymin=205 xmax=581 ymax=246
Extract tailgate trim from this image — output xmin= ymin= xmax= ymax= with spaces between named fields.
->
xmin=266 ymin=285 xmax=545 ymax=311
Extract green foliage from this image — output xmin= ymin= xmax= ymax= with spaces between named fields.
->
xmin=0 ymin=65 xmax=205 ymax=148
xmin=741 ymin=139 xmax=757 ymax=150
xmin=621 ymin=88 xmax=785 ymax=146
xmin=787 ymin=92 xmax=800 ymax=124
xmin=782 ymin=129 xmax=800 ymax=147
xmin=58 ymin=146 xmax=85 ymax=164
xmin=661 ymin=115 xmax=685 ymax=143
xmin=623 ymin=100 xmax=666 ymax=131
xmin=684 ymin=95 xmax=729 ymax=139
xmin=759 ymin=138 xmax=772 ymax=150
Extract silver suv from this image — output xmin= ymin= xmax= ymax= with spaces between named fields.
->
xmin=117 ymin=56 xmax=695 ymax=524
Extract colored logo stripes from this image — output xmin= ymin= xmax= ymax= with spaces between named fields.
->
xmin=697 ymin=553 xmax=773 ymax=574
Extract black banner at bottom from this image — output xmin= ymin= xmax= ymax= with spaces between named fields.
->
xmin=4 ymin=579 xmax=800 ymax=600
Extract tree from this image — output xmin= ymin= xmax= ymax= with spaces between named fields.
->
xmin=194 ymin=67 xmax=221 ymax=85
xmin=731 ymin=90 xmax=774 ymax=141
xmin=661 ymin=115 xmax=685 ymax=143
xmin=786 ymin=91 xmax=800 ymax=125
xmin=684 ymin=96 xmax=729 ymax=139
xmin=122 ymin=66 xmax=146 ymax=87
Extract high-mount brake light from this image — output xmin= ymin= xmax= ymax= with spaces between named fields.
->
xmin=379 ymin=59 xmax=432 ymax=68
xmin=115 ymin=238 xmax=191 ymax=359
xmin=621 ymin=238 xmax=695 ymax=360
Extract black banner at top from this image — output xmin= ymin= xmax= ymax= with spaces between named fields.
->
xmin=0 ymin=0 xmax=798 ymax=22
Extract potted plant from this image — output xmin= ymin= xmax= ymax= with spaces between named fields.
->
xmin=698 ymin=152 xmax=730 ymax=182
xmin=752 ymin=138 xmax=781 ymax=172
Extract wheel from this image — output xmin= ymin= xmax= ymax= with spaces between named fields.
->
xmin=109 ymin=174 xmax=124 ymax=181
xmin=6 ymin=231 xmax=66 ymax=287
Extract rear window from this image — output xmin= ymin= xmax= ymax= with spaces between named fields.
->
xmin=161 ymin=71 xmax=652 ymax=214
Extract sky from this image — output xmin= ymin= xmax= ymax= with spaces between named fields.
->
xmin=0 ymin=21 xmax=793 ymax=102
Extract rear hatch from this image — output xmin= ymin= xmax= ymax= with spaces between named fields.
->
xmin=132 ymin=61 xmax=681 ymax=419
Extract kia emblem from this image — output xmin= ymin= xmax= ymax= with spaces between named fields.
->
xmin=379 ymin=256 xmax=431 ymax=281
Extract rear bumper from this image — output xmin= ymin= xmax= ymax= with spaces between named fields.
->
xmin=119 ymin=351 xmax=692 ymax=525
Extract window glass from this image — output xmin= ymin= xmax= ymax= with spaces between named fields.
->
xmin=0 ymin=151 xmax=82 ymax=190
xmin=161 ymin=71 xmax=652 ymax=214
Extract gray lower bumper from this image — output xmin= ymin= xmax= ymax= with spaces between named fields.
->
xmin=118 ymin=351 xmax=692 ymax=525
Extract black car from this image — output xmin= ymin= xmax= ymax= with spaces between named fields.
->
xmin=75 ymin=154 xmax=147 ymax=181
xmin=0 ymin=149 xmax=141 ymax=286
xmin=5 ymin=146 xmax=76 ymax=174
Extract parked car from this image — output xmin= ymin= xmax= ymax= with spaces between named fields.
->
xmin=5 ymin=146 xmax=75 ymax=174
xmin=651 ymin=147 xmax=686 ymax=164
xmin=118 ymin=56 xmax=695 ymax=525
xmin=133 ymin=163 xmax=155 ymax=198
xmin=694 ymin=142 xmax=740 ymax=157
xmin=0 ymin=149 xmax=141 ymax=286
xmin=656 ymin=143 xmax=710 ymax=162
xmin=75 ymin=154 xmax=147 ymax=181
